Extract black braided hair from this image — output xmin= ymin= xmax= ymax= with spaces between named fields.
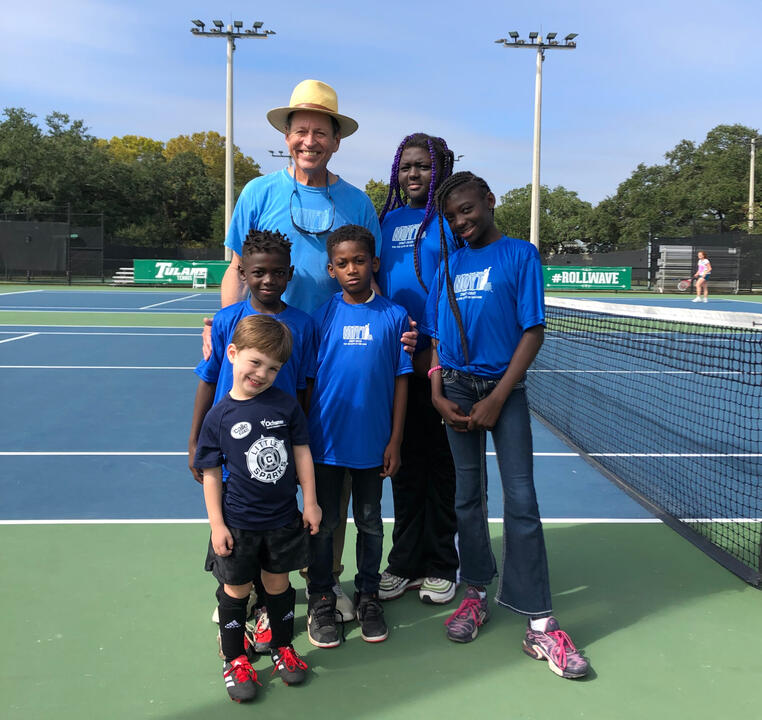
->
xmin=433 ymin=172 xmax=494 ymax=367
xmin=379 ymin=133 xmax=455 ymax=291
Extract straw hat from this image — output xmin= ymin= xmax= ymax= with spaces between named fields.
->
xmin=266 ymin=79 xmax=358 ymax=138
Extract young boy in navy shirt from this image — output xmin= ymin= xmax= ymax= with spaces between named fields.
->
xmin=306 ymin=224 xmax=412 ymax=647
xmin=195 ymin=314 xmax=322 ymax=702
xmin=188 ymin=230 xmax=317 ymax=655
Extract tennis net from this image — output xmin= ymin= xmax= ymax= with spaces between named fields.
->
xmin=527 ymin=297 xmax=762 ymax=586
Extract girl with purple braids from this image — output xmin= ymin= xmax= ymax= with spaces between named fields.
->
xmin=375 ymin=133 xmax=460 ymax=605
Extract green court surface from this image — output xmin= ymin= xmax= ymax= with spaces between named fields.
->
xmin=2 ymin=523 xmax=760 ymax=720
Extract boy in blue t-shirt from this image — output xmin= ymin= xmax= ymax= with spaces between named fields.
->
xmin=188 ymin=230 xmax=317 ymax=655
xmin=195 ymin=314 xmax=321 ymax=701
xmin=306 ymin=224 xmax=412 ymax=648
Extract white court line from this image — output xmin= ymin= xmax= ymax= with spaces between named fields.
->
xmin=0 ymin=365 xmax=194 ymax=370
xmin=140 ymin=294 xmax=201 ymax=310
xmin=0 ymin=290 xmax=44 ymax=297
xmin=0 ymin=331 xmax=199 ymax=337
xmin=488 ymin=451 xmax=761 ymax=458
xmin=0 ymin=332 xmax=38 ymax=345
xmin=0 ymin=518 xmax=664 ymax=526
xmin=537 ymin=370 xmax=761 ymax=376
xmin=0 ymin=324 xmax=199 ymax=329
xmin=0 ymin=451 xmax=186 ymax=456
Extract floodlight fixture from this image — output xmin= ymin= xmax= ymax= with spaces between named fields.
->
xmin=493 ymin=30 xmax=579 ymax=248
xmin=190 ymin=17 xmax=276 ymax=256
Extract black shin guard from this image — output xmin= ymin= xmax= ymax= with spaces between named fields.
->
xmin=216 ymin=585 xmax=249 ymax=661
xmin=264 ymin=585 xmax=296 ymax=650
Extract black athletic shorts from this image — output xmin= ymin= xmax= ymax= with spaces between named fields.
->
xmin=204 ymin=514 xmax=310 ymax=585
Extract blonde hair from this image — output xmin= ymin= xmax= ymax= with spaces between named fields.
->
xmin=231 ymin=314 xmax=292 ymax=364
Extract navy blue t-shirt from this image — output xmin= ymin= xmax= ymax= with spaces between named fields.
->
xmin=194 ymin=386 xmax=310 ymax=530
xmin=421 ymin=236 xmax=545 ymax=377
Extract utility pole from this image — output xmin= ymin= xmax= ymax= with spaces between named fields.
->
xmin=191 ymin=19 xmax=275 ymax=260
xmin=495 ymin=32 xmax=578 ymax=250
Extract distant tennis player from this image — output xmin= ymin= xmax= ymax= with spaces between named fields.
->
xmin=692 ymin=250 xmax=712 ymax=303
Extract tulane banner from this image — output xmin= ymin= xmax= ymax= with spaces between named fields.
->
xmin=543 ymin=266 xmax=632 ymax=290
xmin=133 ymin=259 xmax=228 ymax=285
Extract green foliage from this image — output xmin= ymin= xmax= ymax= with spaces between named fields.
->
xmin=365 ymin=178 xmax=390 ymax=215
xmin=494 ymin=184 xmax=593 ymax=254
xmin=0 ymin=108 xmax=264 ymax=247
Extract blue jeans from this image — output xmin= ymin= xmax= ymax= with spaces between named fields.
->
xmin=442 ymin=368 xmax=552 ymax=616
xmin=308 ymin=464 xmax=384 ymax=595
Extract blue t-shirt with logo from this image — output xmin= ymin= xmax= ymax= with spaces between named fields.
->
xmin=225 ymin=169 xmax=382 ymax=315
xmin=194 ymin=387 xmax=310 ymax=530
xmin=308 ymin=292 xmax=413 ymax=469
xmin=377 ymin=206 xmax=458 ymax=328
xmin=195 ymin=300 xmax=317 ymax=403
xmin=421 ymin=236 xmax=545 ymax=378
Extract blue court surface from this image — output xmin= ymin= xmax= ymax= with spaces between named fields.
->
xmin=0 ymin=288 xmax=660 ymax=523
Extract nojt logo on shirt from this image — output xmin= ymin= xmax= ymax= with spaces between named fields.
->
xmin=342 ymin=323 xmax=374 ymax=345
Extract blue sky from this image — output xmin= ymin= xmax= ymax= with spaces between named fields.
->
xmin=3 ymin=0 xmax=761 ymax=206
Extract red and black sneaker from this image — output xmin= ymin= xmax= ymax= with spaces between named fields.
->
xmin=271 ymin=644 xmax=308 ymax=685
xmin=222 ymin=655 xmax=260 ymax=702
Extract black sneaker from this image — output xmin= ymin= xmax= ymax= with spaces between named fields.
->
xmin=355 ymin=592 xmax=388 ymax=643
xmin=271 ymin=644 xmax=308 ymax=685
xmin=307 ymin=591 xmax=340 ymax=648
xmin=222 ymin=655 xmax=259 ymax=703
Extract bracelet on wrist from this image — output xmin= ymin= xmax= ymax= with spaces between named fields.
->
xmin=427 ymin=365 xmax=443 ymax=379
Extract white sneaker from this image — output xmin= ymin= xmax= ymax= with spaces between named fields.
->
xmin=419 ymin=577 xmax=457 ymax=604
xmin=691 ymin=297 xmax=701 ymax=303
xmin=333 ymin=582 xmax=356 ymax=623
xmin=702 ymin=297 xmax=708 ymax=303
xmin=378 ymin=570 xmax=424 ymax=601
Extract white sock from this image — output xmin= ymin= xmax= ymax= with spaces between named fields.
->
xmin=530 ymin=617 xmax=550 ymax=632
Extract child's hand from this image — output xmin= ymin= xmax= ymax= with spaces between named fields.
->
xmin=468 ymin=393 xmax=505 ymax=431
xmin=381 ymin=441 xmax=402 ymax=478
xmin=432 ymin=395 xmax=470 ymax=432
xmin=188 ymin=441 xmax=203 ymax=484
xmin=302 ymin=504 xmax=322 ymax=535
xmin=211 ymin=524 xmax=234 ymax=556
xmin=401 ymin=318 xmax=418 ymax=356
xmin=201 ymin=318 xmax=213 ymax=361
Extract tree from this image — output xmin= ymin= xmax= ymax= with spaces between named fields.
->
xmin=98 ymin=135 xmax=165 ymax=163
xmin=494 ymin=184 xmax=592 ymax=254
xmin=162 ymin=152 xmax=223 ymax=246
xmin=164 ymin=131 xmax=260 ymax=193
xmin=365 ymin=179 xmax=390 ymax=215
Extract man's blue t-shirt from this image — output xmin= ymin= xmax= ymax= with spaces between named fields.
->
xmin=421 ymin=236 xmax=545 ymax=378
xmin=195 ymin=300 xmax=317 ymax=403
xmin=308 ymin=292 xmax=413 ymax=469
xmin=225 ymin=169 xmax=382 ymax=315
xmin=194 ymin=387 xmax=309 ymax=531
xmin=377 ymin=206 xmax=458 ymax=327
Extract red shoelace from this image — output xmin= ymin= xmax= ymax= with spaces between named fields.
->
xmin=226 ymin=657 xmax=260 ymax=685
xmin=272 ymin=646 xmax=308 ymax=674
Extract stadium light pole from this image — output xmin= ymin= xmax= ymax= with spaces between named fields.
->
xmin=495 ymin=31 xmax=578 ymax=249
xmin=191 ymin=19 xmax=275 ymax=260
xmin=269 ymin=149 xmax=292 ymax=166
xmin=749 ymin=137 xmax=758 ymax=233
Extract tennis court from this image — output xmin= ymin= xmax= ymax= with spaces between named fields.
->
xmin=1 ymin=286 xmax=760 ymax=719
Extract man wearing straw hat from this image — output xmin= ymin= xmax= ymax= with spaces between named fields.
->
xmin=218 ymin=79 xmax=382 ymax=315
